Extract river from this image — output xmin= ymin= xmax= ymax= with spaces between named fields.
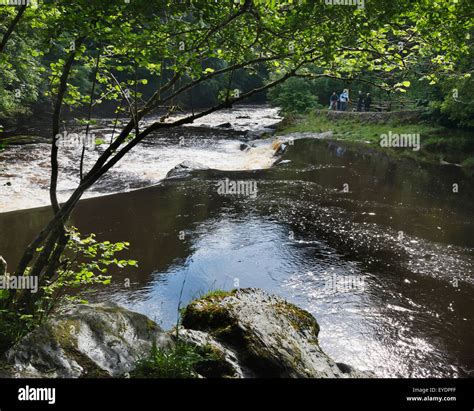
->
xmin=0 ymin=106 xmax=473 ymax=378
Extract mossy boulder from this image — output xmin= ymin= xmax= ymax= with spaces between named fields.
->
xmin=181 ymin=288 xmax=369 ymax=378
xmin=4 ymin=303 xmax=172 ymax=378
xmin=175 ymin=328 xmax=255 ymax=378
xmin=3 ymin=290 xmax=371 ymax=378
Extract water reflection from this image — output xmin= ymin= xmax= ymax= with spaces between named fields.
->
xmin=0 ymin=137 xmax=473 ymax=378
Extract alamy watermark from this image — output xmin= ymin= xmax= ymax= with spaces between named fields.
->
xmin=323 ymin=273 xmax=366 ymax=293
xmin=216 ymin=178 xmax=258 ymax=198
xmin=18 ymin=385 xmax=55 ymax=405
xmin=380 ymin=131 xmax=420 ymax=151
xmin=0 ymin=274 xmax=38 ymax=293
xmin=0 ymin=0 xmax=31 ymax=5
xmin=55 ymin=131 xmax=97 ymax=151
xmin=324 ymin=0 xmax=365 ymax=10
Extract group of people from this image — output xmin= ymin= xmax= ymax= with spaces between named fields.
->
xmin=329 ymin=90 xmax=372 ymax=112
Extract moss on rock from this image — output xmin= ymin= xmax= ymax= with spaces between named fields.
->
xmin=181 ymin=289 xmax=243 ymax=342
xmin=273 ymin=300 xmax=320 ymax=343
xmin=179 ymin=288 xmax=370 ymax=378
xmin=4 ymin=303 xmax=172 ymax=378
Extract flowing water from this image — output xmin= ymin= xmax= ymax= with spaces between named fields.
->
xmin=0 ymin=106 xmax=473 ymax=378
xmin=0 ymin=106 xmax=280 ymax=212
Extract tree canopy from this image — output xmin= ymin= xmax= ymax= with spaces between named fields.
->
xmin=1 ymin=1 xmax=472 ymax=120
xmin=0 ymin=0 xmax=472 ymax=315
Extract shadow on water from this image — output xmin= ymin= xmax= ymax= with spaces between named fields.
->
xmin=0 ymin=138 xmax=473 ymax=378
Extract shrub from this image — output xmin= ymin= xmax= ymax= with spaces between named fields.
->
xmin=268 ymin=77 xmax=321 ymax=114
xmin=131 ymin=342 xmax=219 ymax=379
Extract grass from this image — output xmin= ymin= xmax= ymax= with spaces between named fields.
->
xmin=177 ymin=288 xmax=234 ymax=324
xmin=130 ymin=342 xmax=220 ymax=378
xmin=198 ymin=289 xmax=234 ymax=301
xmin=277 ymin=111 xmax=474 ymax=167
xmin=132 ymin=288 xmax=236 ymax=379
xmin=461 ymin=156 xmax=474 ymax=168
xmin=461 ymin=157 xmax=474 ymax=176
xmin=0 ymin=311 xmax=31 ymax=354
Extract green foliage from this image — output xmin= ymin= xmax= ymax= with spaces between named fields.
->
xmin=38 ymin=227 xmax=137 ymax=317
xmin=427 ymin=74 xmax=474 ymax=129
xmin=198 ymin=289 xmax=233 ymax=301
xmin=278 ymin=112 xmax=474 ymax=165
xmin=1 ymin=0 xmax=472 ymax=125
xmin=0 ymin=227 xmax=138 ymax=352
xmin=268 ymin=77 xmax=321 ymax=114
xmin=461 ymin=157 xmax=474 ymax=175
xmin=0 ymin=7 xmax=42 ymax=123
xmin=131 ymin=342 xmax=218 ymax=379
xmin=0 ymin=310 xmax=32 ymax=354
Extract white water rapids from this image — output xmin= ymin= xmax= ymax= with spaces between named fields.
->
xmin=0 ymin=106 xmax=283 ymax=213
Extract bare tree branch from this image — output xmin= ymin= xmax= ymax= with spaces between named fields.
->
xmin=80 ymin=50 xmax=101 ymax=182
xmin=50 ymin=37 xmax=85 ymax=214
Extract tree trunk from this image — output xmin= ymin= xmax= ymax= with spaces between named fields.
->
xmin=0 ymin=5 xmax=27 ymax=53
xmin=50 ymin=37 xmax=85 ymax=214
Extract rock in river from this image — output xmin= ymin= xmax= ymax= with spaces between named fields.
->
xmin=181 ymin=288 xmax=369 ymax=378
xmin=3 ymin=289 xmax=370 ymax=378
xmin=240 ymin=143 xmax=253 ymax=152
xmin=165 ymin=160 xmax=209 ymax=178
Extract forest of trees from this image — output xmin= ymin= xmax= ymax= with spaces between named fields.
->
xmin=268 ymin=65 xmax=474 ymax=128
xmin=0 ymin=0 xmax=472 ymax=345
xmin=1 ymin=1 xmax=473 ymax=128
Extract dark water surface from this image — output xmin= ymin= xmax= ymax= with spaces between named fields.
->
xmin=1 ymin=134 xmax=473 ymax=378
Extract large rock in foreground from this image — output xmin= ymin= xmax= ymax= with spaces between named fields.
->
xmin=5 ymin=303 xmax=171 ymax=378
xmin=3 ymin=289 xmax=370 ymax=378
xmin=181 ymin=288 xmax=368 ymax=378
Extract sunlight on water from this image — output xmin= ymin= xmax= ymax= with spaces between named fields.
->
xmin=0 ymin=106 xmax=472 ymax=378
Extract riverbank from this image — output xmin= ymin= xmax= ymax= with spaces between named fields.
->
xmin=1 ymin=106 xmax=473 ymax=378
xmin=0 ymin=288 xmax=370 ymax=378
xmin=277 ymin=111 xmax=474 ymax=171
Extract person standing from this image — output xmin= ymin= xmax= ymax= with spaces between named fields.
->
xmin=329 ymin=92 xmax=338 ymax=110
xmin=357 ymin=91 xmax=364 ymax=112
xmin=364 ymin=93 xmax=372 ymax=111
xmin=339 ymin=89 xmax=349 ymax=111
